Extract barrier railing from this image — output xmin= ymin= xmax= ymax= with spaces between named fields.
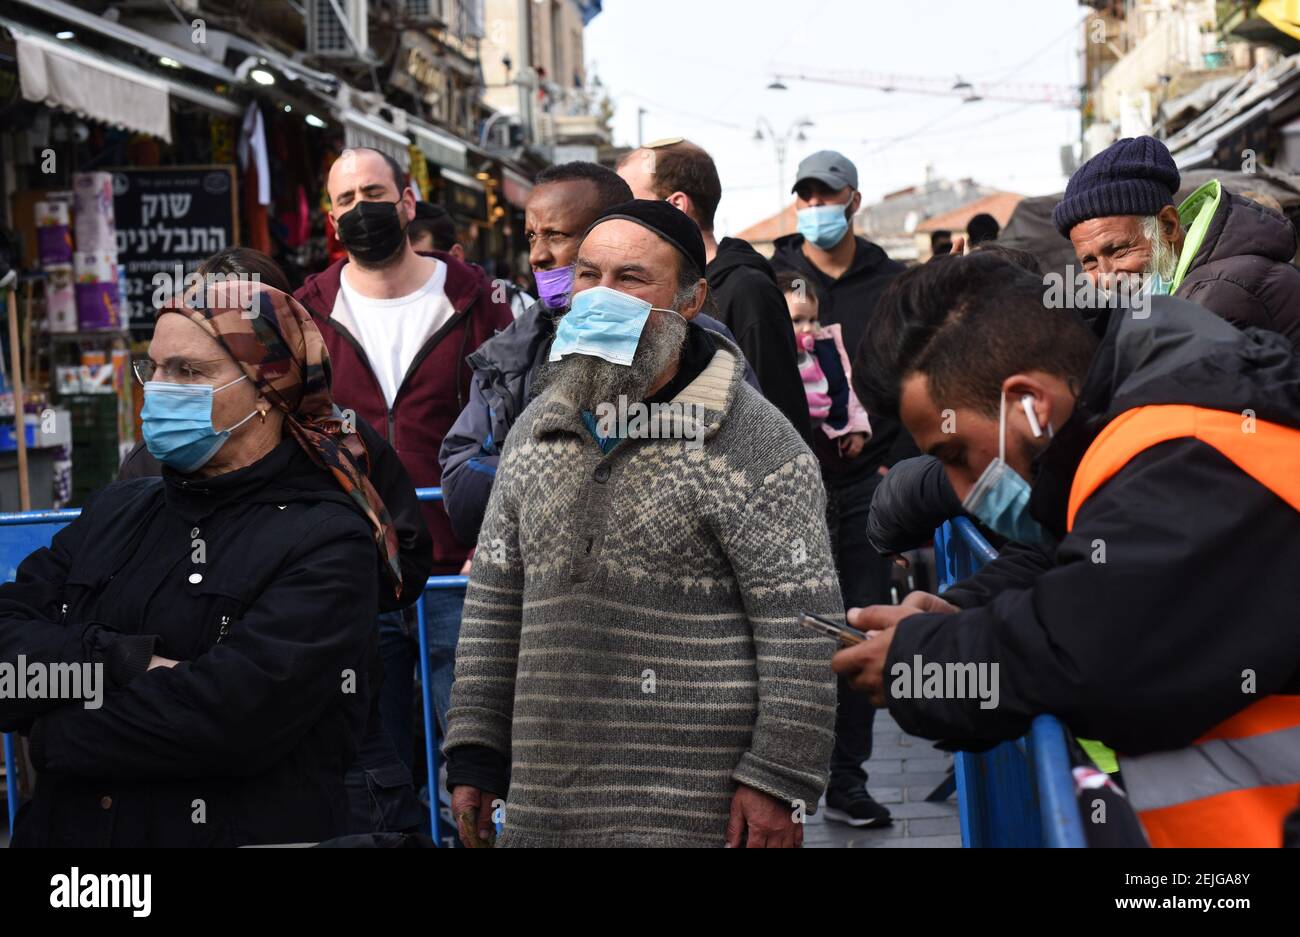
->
xmin=934 ymin=517 xmax=1087 ymax=848
xmin=0 ymin=500 xmax=1091 ymax=848
xmin=1 ymin=488 xmax=466 ymax=846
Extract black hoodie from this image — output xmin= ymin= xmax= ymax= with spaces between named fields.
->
xmin=886 ymin=296 xmax=1300 ymax=756
xmin=772 ymin=233 xmax=908 ymax=477
xmin=706 ymin=237 xmax=812 ymax=443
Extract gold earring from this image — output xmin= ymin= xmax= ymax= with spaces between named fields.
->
xmin=258 ymin=408 xmax=268 ymax=424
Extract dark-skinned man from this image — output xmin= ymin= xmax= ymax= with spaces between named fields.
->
xmin=770 ymin=149 xmax=906 ymax=828
xmin=444 ymin=200 xmax=840 ymax=847
xmin=833 ymin=253 xmax=1300 ymax=848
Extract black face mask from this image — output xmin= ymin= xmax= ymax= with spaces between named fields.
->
xmin=335 ymin=199 xmax=407 ymax=265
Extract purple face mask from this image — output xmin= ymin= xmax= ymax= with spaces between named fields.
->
xmin=534 ymin=264 xmax=576 ymax=310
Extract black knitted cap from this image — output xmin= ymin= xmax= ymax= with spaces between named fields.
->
xmin=584 ymin=199 xmax=707 ymax=277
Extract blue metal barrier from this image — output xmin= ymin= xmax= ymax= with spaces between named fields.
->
xmin=935 ymin=517 xmax=1087 ymax=848
xmin=0 ymin=509 xmax=80 ymax=837
xmin=1 ymin=489 xmax=467 ymax=846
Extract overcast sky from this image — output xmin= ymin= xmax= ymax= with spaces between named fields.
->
xmin=585 ymin=0 xmax=1085 ymax=235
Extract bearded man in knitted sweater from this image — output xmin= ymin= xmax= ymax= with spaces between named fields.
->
xmin=444 ymin=201 xmax=842 ymax=848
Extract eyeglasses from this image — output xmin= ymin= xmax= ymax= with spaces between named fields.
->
xmin=132 ymin=358 xmax=230 ymax=385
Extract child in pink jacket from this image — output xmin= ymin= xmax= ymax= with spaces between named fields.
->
xmin=777 ymin=270 xmax=871 ymax=459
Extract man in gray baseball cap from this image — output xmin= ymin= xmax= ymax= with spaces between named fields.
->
xmin=793 ymin=150 xmax=859 ymax=193
xmin=771 ymin=148 xmax=907 ymax=831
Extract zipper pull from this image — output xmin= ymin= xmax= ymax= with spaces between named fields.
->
xmin=60 ymin=602 xmax=68 ymax=623
xmin=217 ymin=615 xmax=230 ymax=643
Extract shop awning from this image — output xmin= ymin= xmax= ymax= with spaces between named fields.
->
xmin=439 ymin=167 xmax=485 ymax=192
xmin=440 ymin=167 xmax=488 ymax=222
xmin=1163 ymin=53 xmax=1300 ymax=168
xmin=10 ymin=0 xmax=235 ymax=84
xmin=1167 ymin=98 xmax=1277 ymax=169
xmin=1260 ymin=0 xmax=1300 ymax=42
xmin=501 ymin=167 xmax=533 ymax=209
xmin=5 ymin=20 xmax=244 ymax=143
xmin=13 ymin=26 xmax=170 ymax=141
xmin=410 ymin=121 xmax=469 ymax=173
xmin=340 ymin=109 xmax=412 ymax=171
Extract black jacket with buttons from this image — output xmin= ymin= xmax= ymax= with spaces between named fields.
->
xmin=0 ymin=438 xmax=379 ymax=847
xmin=117 ymin=412 xmax=432 ymax=612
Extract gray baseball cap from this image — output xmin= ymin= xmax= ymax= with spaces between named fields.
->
xmin=792 ymin=150 xmax=858 ymax=193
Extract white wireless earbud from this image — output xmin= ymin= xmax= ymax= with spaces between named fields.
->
xmin=1021 ymin=394 xmax=1045 ymax=438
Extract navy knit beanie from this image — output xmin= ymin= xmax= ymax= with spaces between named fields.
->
xmin=1052 ymin=136 xmax=1180 ymax=238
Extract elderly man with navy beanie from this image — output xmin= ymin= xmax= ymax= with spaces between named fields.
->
xmin=1054 ymin=135 xmax=1300 ymax=347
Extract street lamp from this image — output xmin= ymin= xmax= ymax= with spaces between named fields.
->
xmin=754 ymin=117 xmax=815 ymax=213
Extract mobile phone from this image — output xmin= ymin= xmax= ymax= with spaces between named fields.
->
xmin=798 ymin=611 xmax=869 ymax=647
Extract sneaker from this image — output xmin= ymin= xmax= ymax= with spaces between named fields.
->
xmin=824 ymin=789 xmax=893 ymax=828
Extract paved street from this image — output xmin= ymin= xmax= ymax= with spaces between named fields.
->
xmin=805 ymin=708 xmax=962 ymax=848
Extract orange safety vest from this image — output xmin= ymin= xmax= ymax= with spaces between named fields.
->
xmin=1067 ymin=404 xmax=1300 ymax=848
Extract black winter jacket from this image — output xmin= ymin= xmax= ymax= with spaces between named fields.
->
xmin=118 ymin=414 xmax=432 ymax=612
xmin=1177 ymin=188 xmax=1300 ymax=349
xmin=706 ymin=237 xmax=813 ymax=443
xmin=1 ymin=439 xmax=379 ymax=847
xmin=887 ymin=296 xmax=1300 ymax=756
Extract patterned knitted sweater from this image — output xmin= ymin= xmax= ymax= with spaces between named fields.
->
xmin=445 ymin=339 xmax=843 ymax=847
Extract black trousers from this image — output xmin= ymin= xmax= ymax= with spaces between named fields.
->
xmin=824 ymin=470 xmax=892 ymax=795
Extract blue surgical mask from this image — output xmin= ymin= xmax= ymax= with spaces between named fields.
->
xmin=1141 ymin=271 xmax=1170 ymax=296
xmin=797 ymin=203 xmax=851 ymax=249
xmin=142 ymin=375 xmax=258 ymax=473
xmin=549 ymin=286 xmax=682 ymax=367
xmin=961 ymin=394 xmax=1050 ymax=545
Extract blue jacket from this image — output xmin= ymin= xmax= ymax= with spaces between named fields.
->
xmin=439 ymin=300 xmax=757 ymax=544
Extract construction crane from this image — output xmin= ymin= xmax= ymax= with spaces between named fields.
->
xmin=768 ymin=69 xmax=1081 ymax=109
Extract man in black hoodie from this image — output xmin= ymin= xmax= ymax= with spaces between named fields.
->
xmin=833 ymin=253 xmax=1300 ymax=848
xmin=618 ymin=139 xmax=812 ymax=443
xmin=769 ymin=150 xmax=906 ymax=827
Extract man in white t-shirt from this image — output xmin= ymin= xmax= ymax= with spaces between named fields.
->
xmin=295 ymin=147 xmax=514 ymax=806
xmin=337 ymin=255 xmax=457 ymax=406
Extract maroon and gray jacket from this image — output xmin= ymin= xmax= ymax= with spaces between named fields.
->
xmin=295 ymin=252 xmax=514 ymax=574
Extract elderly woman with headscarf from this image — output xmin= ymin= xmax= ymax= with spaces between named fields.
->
xmin=0 ymin=281 xmax=405 ymax=847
